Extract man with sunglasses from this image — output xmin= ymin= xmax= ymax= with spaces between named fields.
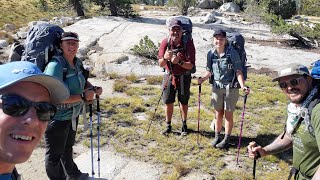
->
xmin=0 ymin=61 xmax=69 ymax=180
xmin=247 ymin=63 xmax=320 ymax=179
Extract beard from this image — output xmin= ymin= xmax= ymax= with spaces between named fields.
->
xmin=287 ymin=87 xmax=308 ymax=104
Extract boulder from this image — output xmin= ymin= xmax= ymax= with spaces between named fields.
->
xmin=4 ymin=24 xmax=16 ymax=31
xmin=203 ymin=13 xmax=216 ymax=24
xmin=0 ymin=40 xmax=8 ymax=48
xmin=197 ymin=0 xmax=219 ymax=9
xmin=219 ymin=2 xmax=240 ymax=13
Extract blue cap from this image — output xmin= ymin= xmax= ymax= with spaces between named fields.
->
xmin=0 ymin=61 xmax=69 ymax=103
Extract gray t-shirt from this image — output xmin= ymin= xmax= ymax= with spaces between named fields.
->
xmin=206 ymin=46 xmax=241 ymax=88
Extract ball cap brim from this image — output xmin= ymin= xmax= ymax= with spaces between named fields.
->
xmin=272 ymin=63 xmax=311 ymax=82
xmin=0 ymin=61 xmax=69 ymax=104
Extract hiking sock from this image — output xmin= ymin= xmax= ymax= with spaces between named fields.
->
xmin=211 ymin=132 xmax=221 ymax=147
xmin=161 ymin=122 xmax=172 ymax=135
xmin=216 ymin=134 xmax=230 ymax=148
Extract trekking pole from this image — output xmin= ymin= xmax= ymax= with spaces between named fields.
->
xmin=197 ymin=82 xmax=201 ymax=145
xmin=89 ymin=103 xmax=95 ymax=178
xmin=236 ymin=94 xmax=248 ymax=165
xmin=249 ymin=141 xmax=261 ymax=179
xmin=146 ymin=73 xmax=170 ymax=134
xmin=96 ymin=94 xmax=101 ymax=178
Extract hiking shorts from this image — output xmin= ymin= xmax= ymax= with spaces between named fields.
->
xmin=162 ymin=74 xmax=191 ymax=105
xmin=211 ymin=87 xmax=239 ymax=112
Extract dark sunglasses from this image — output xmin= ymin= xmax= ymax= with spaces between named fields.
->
xmin=0 ymin=94 xmax=57 ymax=121
xmin=279 ymin=76 xmax=304 ymax=89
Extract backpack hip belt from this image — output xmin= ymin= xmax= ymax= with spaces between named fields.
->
xmin=56 ymin=101 xmax=82 ymax=110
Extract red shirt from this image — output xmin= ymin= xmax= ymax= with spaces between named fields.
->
xmin=158 ymin=37 xmax=195 ymax=75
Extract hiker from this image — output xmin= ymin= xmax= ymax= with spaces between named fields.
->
xmin=0 ymin=61 xmax=68 ymax=179
xmin=248 ymin=63 xmax=320 ymax=179
xmin=198 ymin=29 xmax=250 ymax=148
xmin=44 ymin=32 xmax=103 ymax=180
xmin=158 ymin=19 xmax=196 ymax=136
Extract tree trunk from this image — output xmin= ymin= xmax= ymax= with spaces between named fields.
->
xmin=109 ymin=0 xmax=118 ymax=16
xmin=69 ymin=0 xmax=84 ymax=16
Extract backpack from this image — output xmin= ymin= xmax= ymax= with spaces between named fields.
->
xmin=21 ymin=23 xmax=64 ymax=71
xmin=165 ymin=16 xmax=196 ymax=74
xmin=208 ymin=32 xmax=248 ymax=88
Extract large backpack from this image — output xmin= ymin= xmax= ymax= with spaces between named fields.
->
xmin=21 ymin=23 xmax=64 ymax=71
xmin=165 ymin=16 xmax=196 ymax=74
xmin=208 ymin=32 xmax=248 ymax=87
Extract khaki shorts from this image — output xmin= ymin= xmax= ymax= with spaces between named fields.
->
xmin=211 ymin=88 xmax=239 ymax=112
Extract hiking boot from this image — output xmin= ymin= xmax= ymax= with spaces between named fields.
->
xmin=211 ymin=134 xmax=221 ymax=147
xmin=161 ymin=125 xmax=172 ymax=135
xmin=215 ymin=136 xmax=230 ymax=149
xmin=181 ymin=124 xmax=188 ymax=136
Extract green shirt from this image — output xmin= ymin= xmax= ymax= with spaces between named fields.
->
xmin=44 ymin=56 xmax=86 ymax=120
xmin=292 ymin=104 xmax=320 ymax=179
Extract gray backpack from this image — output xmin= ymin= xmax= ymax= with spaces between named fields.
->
xmin=21 ymin=23 xmax=64 ymax=71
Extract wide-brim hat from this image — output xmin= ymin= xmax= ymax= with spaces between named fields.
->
xmin=0 ymin=61 xmax=69 ymax=104
xmin=272 ymin=63 xmax=311 ymax=82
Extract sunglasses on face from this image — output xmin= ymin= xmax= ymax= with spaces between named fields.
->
xmin=0 ymin=94 xmax=57 ymax=121
xmin=279 ymin=76 xmax=305 ymax=89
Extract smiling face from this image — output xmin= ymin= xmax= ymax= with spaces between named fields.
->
xmin=0 ymin=81 xmax=49 ymax=170
xmin=169 ymin=26 xmax=183 ymax=44
xmin=60 ymin=39 xmax=79 ymax=59
xmin=213 ymin=34 xmax=227 ymax=49
xmin=278 ymin=75 xmax=312 ymax=104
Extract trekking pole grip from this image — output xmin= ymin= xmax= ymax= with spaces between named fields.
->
xmin=96 ymin=94 xmax=100 ymax=112
xmin=244 ymin=94 xmax=247 ymax=104
xmin=89 ymin=103 xmax=93 ymax=117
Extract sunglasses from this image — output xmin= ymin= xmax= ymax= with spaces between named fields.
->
xmin=0 ymin=94 xmax=57 ymax=121
xmin=279 ymin=76 xmax=305 ymax=89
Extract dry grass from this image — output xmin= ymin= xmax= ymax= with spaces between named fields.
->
xmin=93 ymin=71 xmax=292 ymax=179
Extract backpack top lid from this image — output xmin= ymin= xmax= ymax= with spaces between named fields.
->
xmin=311 ymin=60 xmax=320 ymax=79
xmin=166 ymin=16 xmax=192 ymax=34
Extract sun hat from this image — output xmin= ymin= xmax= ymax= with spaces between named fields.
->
xmin=0 ymin=61 xmax=69 ymax=103
xmin=272 ymin=63 xmax=311 ymax=82
xmin=61 ymin=32 xmax=79 ymax=41
xmin=213 ymin=29 xmax=226 ymax=37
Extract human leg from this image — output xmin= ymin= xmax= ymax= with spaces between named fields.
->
xmin=216 ymin=88 xmax=239 ymax=148
xmin=178 ymin=74 xmax=191 ymax=135
xmin=211 ymin=88 xmax=225 ymax=147
xmin=162 ymin=75 xmax=176 ymax=134
xmin=45 ymin=120 xmax=70 ymax=180
xmin=61 ymin=118 xmax=87 ymax=179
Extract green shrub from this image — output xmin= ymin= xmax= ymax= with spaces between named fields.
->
xmin=131 ymin=35 xmax=159 ymax=61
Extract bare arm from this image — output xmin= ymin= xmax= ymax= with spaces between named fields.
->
xmin=248 ymin=133 xmax=293 ymax=158
xmin=312 ymin=167 xmax=320 ymax=180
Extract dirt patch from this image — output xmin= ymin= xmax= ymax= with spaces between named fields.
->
xmin=248 ymin=38 xmax=320 ymax=54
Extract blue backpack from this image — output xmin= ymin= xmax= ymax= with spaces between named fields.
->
xmin=208 ymin=32 xmax=248 ymax=87
xmin=166 ymin=16 xmax=196 ymax=73
xmin=21 ymin=23 xmax=64 ymax=71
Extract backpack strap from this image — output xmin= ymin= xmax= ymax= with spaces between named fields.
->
xmin=11 ymin=167 xmax=21 ymax=180
xmin=52 ymin=55 xmax=68 ymax=81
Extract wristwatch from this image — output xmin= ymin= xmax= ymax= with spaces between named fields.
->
xmin=178 ymin=60 xmax=184 ymax=66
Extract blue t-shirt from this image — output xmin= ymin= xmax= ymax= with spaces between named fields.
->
xmin=44 ymin=56 xmax=86 ymax=120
